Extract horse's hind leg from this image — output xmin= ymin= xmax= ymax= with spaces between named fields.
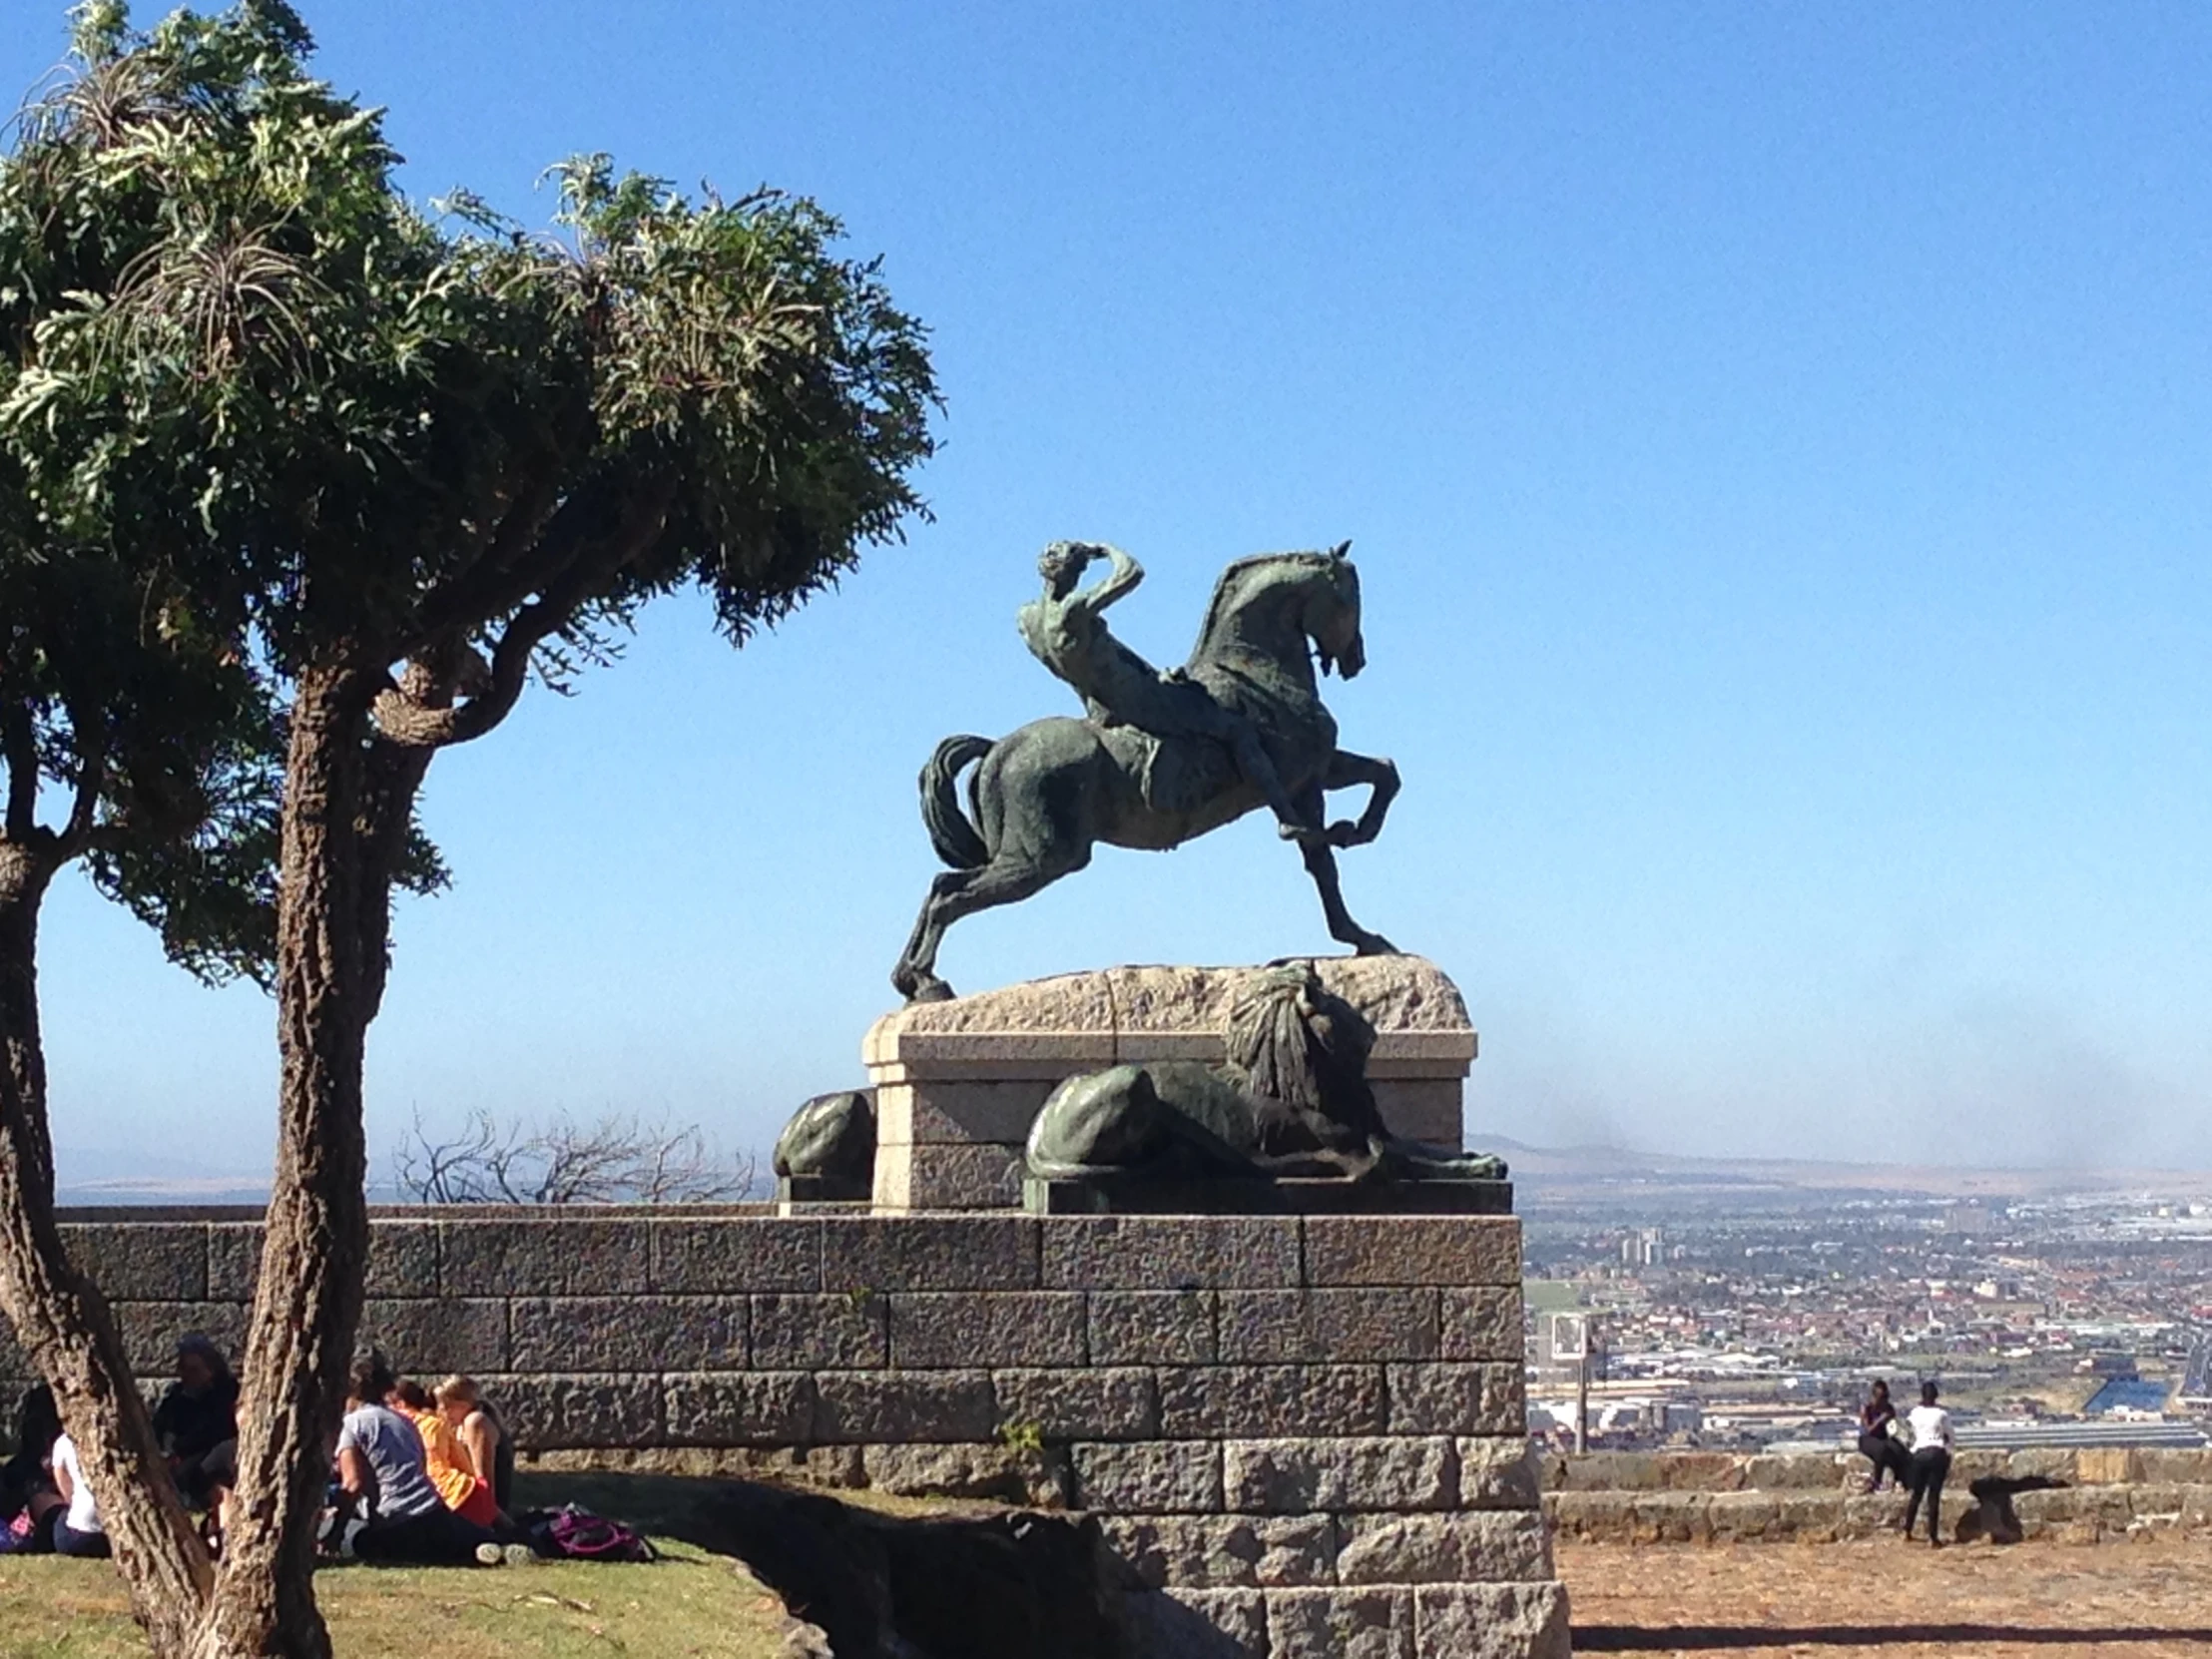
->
xmin=1294 ymin=783 xmax=1397 ymax=956
xmin=893 ymin=867 xmax=982 ymax=1002
xmin=892 ymin=852 xmax=1086 ymax=1003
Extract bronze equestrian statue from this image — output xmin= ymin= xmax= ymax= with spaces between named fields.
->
xmin=890 ymin=541 xmax=1402 ymax=1003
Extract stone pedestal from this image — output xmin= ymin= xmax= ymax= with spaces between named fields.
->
xmin=862 ymin=956 xmax=1478 ymax=1212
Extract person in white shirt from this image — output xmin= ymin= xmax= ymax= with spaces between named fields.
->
xmin=1901 ymin=1381 xmax=1954 ymax=1546
xmin=48 ymin=1431 xmax=109 ymax=1558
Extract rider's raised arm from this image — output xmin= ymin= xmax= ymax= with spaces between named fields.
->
xmin=1077 ymin=544 xmax=1145 ymax=614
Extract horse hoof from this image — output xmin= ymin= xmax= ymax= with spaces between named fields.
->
xmin=905 ymin=975 xmax=957 ymax=1004
xmin=1354 ymin=934 xmax=1399 ymax=956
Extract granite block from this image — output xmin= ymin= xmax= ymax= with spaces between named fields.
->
xmin=494 ymin=1373 xmax=662 ymax=1449
xmin=886 ymin=1292 xmax=1084 ymax=1368
xmin=1224 ymin=1437 xmax=1458 ymax=1514
xmin=1385 ymin=1364 xmax=1523 ymax=1435
xmin=662 ymin=1372 xmax=816 ymax=1445
xmin=750 ymin=1293 xmax=887 ymax=1370
xmin=1090 ymin=1291 xmax=1217 ymax=1365
xmin=1159 ymin=1365 xmax=1387 ymax=1438
xmin=357 ymin=1297 xmax=508 ymax=1374
xmin=509 ymin=1297 xmax=743 ymax=1373
xmin=1302 ymin=1217 xmax=1517 ymax=1288
xmin=1074 ymin=1440 xmax=1224 ymax=1513
xmin=651 ymin=1218 xmax=821 ymax=1294
xmin=1454 ymin=1437 xmax=1544 ymax=1509
xmin=1118 ymin=1587 xmax=1268 ymax=1659
xmin=874 ymin=1079 xmax=1055 ymax=1145
xmin=1101 ymin=1513 xmax=1336 ymax=1589
xmin=114 ymin=1302 xmax=247 ymax=1375
xmin=1412 ymin=1583 xmax=1571 ymax=1659
xmin=992 ymin=1367 xmax=1158 ymax=1440
xmin=821 ymin=1216 xmax=1039 ymax=1293
xmin=440 ymin=1220 xmax=650 ymax=1297
xmin=1335 ymin=1511 xmax=1552 ymax=1584
xmin=872 ymin=1144 xmax=1026 ymax=1210
xmin=63 ymin=1224 xmax=207 ymax=1301
xmin=1265 ymin=1586 xmax=1413 ymax=1659
xmin=1438 ymin=1288 xmax=1523 ymax=1362
xmin=1043 ymin=1217 xmax=1302 ymax=1291
xmin=1219 ymin=1289 xmax=1439 ymax=1365
xmin=812 ymin=1370 xmax=997 ymax=1442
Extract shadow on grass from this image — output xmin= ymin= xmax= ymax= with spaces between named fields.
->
xmin=1577 ymin=1627 xmax=2212 ymax=1650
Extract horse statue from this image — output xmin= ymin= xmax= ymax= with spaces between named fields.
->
xmin=890 ymin=544 xmax=1402 ymax=1003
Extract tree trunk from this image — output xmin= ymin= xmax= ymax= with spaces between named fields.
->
xmin=195 ymin=664 xmax=377 ymax=1659
xmin=0 ymin=841 xmax=213 ymax=1656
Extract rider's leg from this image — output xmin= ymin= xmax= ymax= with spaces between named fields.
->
xmin=1190 ymin=706 xmax=1319 ymax=840
xmin=1235 ymin=725 xmax=1323 ymax=840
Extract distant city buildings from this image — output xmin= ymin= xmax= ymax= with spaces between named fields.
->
xmin=1521 ymin=1186 xmax=2212 ymax=1454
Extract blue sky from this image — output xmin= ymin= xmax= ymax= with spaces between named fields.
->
xmin=12 ymin=1 xmax=2212 ymax=1179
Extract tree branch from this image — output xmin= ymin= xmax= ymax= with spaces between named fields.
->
xmin=1 ymin=703 xmax=36 ymax=844
xmin=53 ymin=696 xmax=106 ymax=860
xmin=370 ymin=482 xmax=673 ymax=751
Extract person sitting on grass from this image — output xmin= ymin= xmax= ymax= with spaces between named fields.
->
xmin=153 ymin=1333 xmax=240 ymax=1512
xmin=336 ymin=1349 xmax=509 ymax=1565
xmin=0 ymin=1383 xmax=60 ymax=1526
xmin=435 ymin=1376 xmax=514 ymax=1516
xmin=391 ymin=1379 xmax=502 ymax=1530
xmin=48 ymin=1429 xmax=108 ymax=1558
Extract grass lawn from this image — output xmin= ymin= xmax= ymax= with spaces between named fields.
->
xmin=0 ymin=1539 xmax=791 ymax=1658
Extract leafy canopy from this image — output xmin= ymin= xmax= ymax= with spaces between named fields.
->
xmin=3 ymin=0 xmax=937 ymax=968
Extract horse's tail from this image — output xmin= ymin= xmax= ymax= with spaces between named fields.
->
xmin=920 ymin=734 xmax=994 ymax=869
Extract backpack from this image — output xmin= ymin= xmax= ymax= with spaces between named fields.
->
xmin=534 ymin=1504 xmax=655 ymax=1563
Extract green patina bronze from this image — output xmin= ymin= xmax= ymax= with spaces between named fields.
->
xmin=891 ymin=543 xmax=1403 ymax=1003
xmin=1025 ymin=963 xmax=1508 ymax=1187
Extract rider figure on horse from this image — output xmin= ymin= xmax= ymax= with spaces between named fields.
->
xmin=1016 ymin=540 xmax=1321 ymax=843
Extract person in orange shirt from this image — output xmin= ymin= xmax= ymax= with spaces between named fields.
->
xmin=390 ymin=1380 xmax=500 ymax=1529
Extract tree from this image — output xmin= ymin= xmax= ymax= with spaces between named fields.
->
xmin=2 ymin=5 xmax=936 ymax=1655
xmin=392 ymin=1108 xmax=760 ymax=1205
xmin=0 ymin=6 xmax=451 ymax=1648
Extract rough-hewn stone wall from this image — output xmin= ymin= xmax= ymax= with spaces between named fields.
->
xmin=1543 ymin=1448 xmax=2212 ymax=1545
xmin=7 ymin=1207 xmax=1569 ymax=1659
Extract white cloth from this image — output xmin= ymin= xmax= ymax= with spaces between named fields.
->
xmin=51 ymin=1433 xmax=102 ymax=1534
xmin=1906 ymin=1402 xmax=1953 ymax=1452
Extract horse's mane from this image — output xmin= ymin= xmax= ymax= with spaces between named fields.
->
xmin=1192 ymin=550 xmax=1340 ymax=661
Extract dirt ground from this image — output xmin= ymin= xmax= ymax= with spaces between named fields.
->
xmin=1559 ymin=1537 xmax=2212 ymax=1658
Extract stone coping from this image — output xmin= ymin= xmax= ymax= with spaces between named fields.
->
xmin=864 ymin=956 xmax=1476 ymax=1070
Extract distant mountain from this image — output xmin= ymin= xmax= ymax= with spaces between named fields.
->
xmin=54 ymin=1146 xmax=270 ymax=1206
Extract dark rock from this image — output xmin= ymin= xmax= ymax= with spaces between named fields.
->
xmin=690 ymin=1479 xmax=1120 ymax=1659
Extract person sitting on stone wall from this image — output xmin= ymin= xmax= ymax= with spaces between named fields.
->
xmin=1856 ymin=1379 xmax=1911 ymax=1493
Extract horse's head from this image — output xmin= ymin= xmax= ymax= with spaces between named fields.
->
xmin=1307 ymin=541 xmax=1365 ymax=680
xmin=1193 ymin=541 xmax=1367 ymax=683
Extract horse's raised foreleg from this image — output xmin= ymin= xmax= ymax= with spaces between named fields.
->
xmin=890 ymin=852 xmax=1087 ymax=1003
xmin=1294 ymin=782 xmax=1397 ymax=956
xmin=1320 ymin=749 xmax=1399 ymax=849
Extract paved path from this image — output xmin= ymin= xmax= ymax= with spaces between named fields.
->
xmin=1560 ymin=1538 xmax=2212 ymax=1658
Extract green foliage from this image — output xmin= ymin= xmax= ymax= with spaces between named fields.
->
xmin=2 ymin=0 xmax=936 ymax=971
xmin=996 ymin=1417 xmax=1047 ymax=1453
xmin=0 ymin=0 xmax=401 ymax=979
